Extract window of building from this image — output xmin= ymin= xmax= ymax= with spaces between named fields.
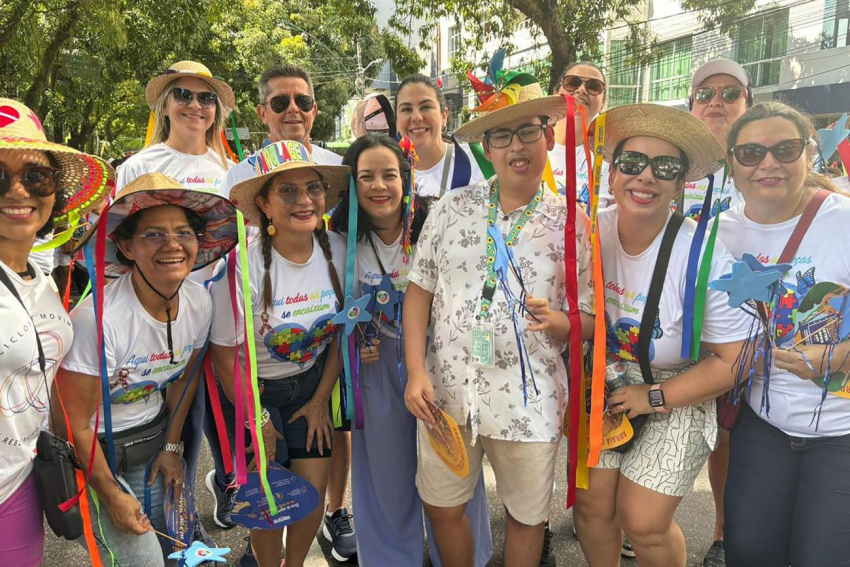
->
xmin=449 ymin=25 xmax=461 ymax=59
xmin=735 ymin=9 xmax=789 ymax=87
xmin=823 ymin=0 xmax=850 ymax=48
xmin=608 ymin=39 xmax=640 ymax=107
xmin=649 ymin=36 xmax=693 ymax=101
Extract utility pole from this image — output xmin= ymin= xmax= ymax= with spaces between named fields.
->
xmin=355 ymin=38 xmax=384 ymax=96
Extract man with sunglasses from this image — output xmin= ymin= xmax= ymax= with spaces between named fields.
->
xmin=404 ymin=78 xmax=594 ymax=567
xmin=687 ymin=57 xmax=752 ymax=567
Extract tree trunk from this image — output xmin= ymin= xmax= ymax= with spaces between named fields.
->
xmin=0 ymin=0 xmax=35 ymax=52
xmin=507 ymin=0 xmax=573 ymax=92
xmin=23 ymin=2 xmax=81 ymax=111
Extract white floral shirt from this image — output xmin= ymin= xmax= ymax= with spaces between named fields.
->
xmin=408 ymin=180 xmax=594 ymax=442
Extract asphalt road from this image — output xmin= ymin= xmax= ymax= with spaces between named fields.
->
xmin=44 ymin=440 xmax=717 ymax=566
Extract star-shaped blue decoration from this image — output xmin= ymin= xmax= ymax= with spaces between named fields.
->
xmin=373 ymin=275 xmax=401 ymax=319
xmin=332 ymin=294 xmax=372 ymax=335
xmin=817 ymin=113 xmax=850 ymax=162
xmin=740 ymin=253 xmax=792 ymax=276
xmin=168 ymin=541 xmax=230 ymax=567
xmin=710 ymin=259 xmax=785 ymax=307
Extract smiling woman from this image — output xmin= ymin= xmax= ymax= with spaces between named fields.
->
xmin=54 ymin=173 xmax=237 ymax=567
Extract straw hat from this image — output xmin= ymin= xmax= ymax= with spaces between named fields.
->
xmin=229 ymin=141 xmax=350 ymax=225
xmin=80 ymin=172 xmax=238 ymax=277
xmin=600 ymin=104 xmax=725 ymax=182
xmin=0 ymin=98 xmax=114 ymax=228
xmin=453 ymin=71 xmax=567 ymax=144
xmin=145 ymin=61 xmax=235 ymax=113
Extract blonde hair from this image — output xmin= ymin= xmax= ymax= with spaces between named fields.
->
xmin=149 ymin=79 xmax=230 ymax=170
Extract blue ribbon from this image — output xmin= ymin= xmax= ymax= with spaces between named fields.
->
xmin=342 ymin=176 xmax=359 ymax=420
xmin=680 ymin=173 xmax=714 ymax=358
xmin=450 ymin=136 xmax=473 ymax=189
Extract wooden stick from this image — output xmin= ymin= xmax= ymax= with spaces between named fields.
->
xmin=151 ymin=528 xmax=187 ymax=548
xmin=785 ymin=319 xmax=838 ymax=349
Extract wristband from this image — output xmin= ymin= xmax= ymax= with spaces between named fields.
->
xmin=247 ymin=407 xmax=271 ymax=429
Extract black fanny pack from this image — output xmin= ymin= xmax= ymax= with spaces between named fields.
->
xmin=98 ymin=405 xmax=168 ymax=474
xmin=35 ymin=430 xmax=85 ymax=540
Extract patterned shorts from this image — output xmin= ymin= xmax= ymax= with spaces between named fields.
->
xmin=596 ymin=401 xmax=716 ymax=497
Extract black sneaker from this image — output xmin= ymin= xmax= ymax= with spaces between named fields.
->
xmin=192 ymin=516 xmax=217 ymax=548
xmin=205 ymin=470 xmax=236 ymax=529
xmin=703 ymin=540 xmax=725 ymax=567
xmin=240 ymin=536 xmax=258 ymax=567
xmin=322 ymin=507 xmax=357 ymax=562
xmin=621 ymin=534 xmax=636 ymax=558
xmin=540 ymin=521 xmax=556 ymax=566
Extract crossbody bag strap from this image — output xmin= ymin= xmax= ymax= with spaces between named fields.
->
xmin=637 ymin=212 xmax=685 ymax=385
xmin=0 ymin=265 xmax=46 ymax=375
xmin=438 ymin=143 xmax=454 ymax=198
xmin=777 ymin=189 xmax=829 ymax=263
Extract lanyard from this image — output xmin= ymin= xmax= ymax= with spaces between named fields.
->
xmin=478 ymin=181 xmax=542 ymax=319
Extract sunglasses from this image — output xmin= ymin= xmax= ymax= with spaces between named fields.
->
xmin=272 ymin=180 xmax=329 ymax=204
xmin=0 ymin=165 xmax=61 ymax=198
xmin=729 ymin=138 xmax=808 ymax=167
xmin=485 ymin=123 xmax=547 ymax=149
xmin=614 ymin=151 xmax=685 ymax=181
xmin=135 ymin=230 xmax=202 ymax=247
xmin=170 ymin=87 xmax=218 ymax=109
xmin=693 ymin=85 xmax=743 ymax=104
xmin=560 ymin=75 xmax=606 ymax=96
xmin=263 ymin=94 xmax=315 ymax=114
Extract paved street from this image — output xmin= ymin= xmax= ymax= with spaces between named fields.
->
xmin=45 ymin=440 xmax=717 ymax=566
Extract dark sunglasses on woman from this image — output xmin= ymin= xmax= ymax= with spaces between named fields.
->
xmin=729 ymin=138 xmax=808 ymax=167
xmin=170 ymin=87 xmax=218 ymax=109
xmin=693 ymin=85 xmax=743 ymax=104
xmin=560 ymin=75 xmax=606 ymax=96
xmin=263 ymin=94 xmax=315 ymax=114
xmin=614 ymin=151 xmax=685 ymax=181
xmin=0 ymin=165 xmax=61 ymax=197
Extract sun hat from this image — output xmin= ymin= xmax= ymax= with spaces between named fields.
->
xmin=79 ymin=172 xmax=238 ymax=278
xmin=453 ymin=51 xmax=567 ymax=143
xmin=600 ymin=103 xmax=725 ymax=181
xmin=0 ymin=98 xmax=114 ymax=228
xmin=145 ymin=60 xmax=236 ymax=113
xmin=229 ymin=140 xmax=350 ymax=225
xmin=691 ymin=58 xmax=750 ymax=89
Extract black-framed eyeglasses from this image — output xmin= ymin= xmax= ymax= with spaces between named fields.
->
xmin=262 ymin=94 xmax=315 ymax=114
xmin=135 ymin=230 xmax=202 ymax=247
xmin=729 ymin=138 xmax=808 ymax=167
xmin=614 ymin=151 xmax=685 ymax=181
xmin=272 ymin=180 xmax=329 ymax=203
xmin=485 ymin=123 xmax=548 ymax=149
xmin=170 ymin=87 xmax=218 ymax=109
xmin=0 ymin=165 xmax=61 ymax=198
xmin=560 ymin=75 xmax=606 ymax=96
xmin=693 ymin=85 xmax=743 ymax=104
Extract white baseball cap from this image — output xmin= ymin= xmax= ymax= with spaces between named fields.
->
xmin=691 ymin=58 xmax=750 ymax=88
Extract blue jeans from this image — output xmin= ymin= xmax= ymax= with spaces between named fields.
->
xmin=725 ymin=403 xmax=850 ymax=567
xmin=77 ymin=463 xmax=171 ymax=567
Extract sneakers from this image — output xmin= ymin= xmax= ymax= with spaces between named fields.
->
xmin=205 ymin=470 xmax=236 ymax=529
xmin=322 ymin=507 xmax=357 ymax=562
xmin=239 ymin=536 xmax=258 ymax=567
xmin=703 ymin=540 xmax=725 ymax=567
xmin=540 ymin=521 xmax=556 ymax=566
xmin=192 ymin=516 xmax=217 ymax=548
xmin=572 ymin=522 xmax=635 ymax=558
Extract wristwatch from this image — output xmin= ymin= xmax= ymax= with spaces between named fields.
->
xmin=648 ymin=384 xmax=670 ymax=413
xmin=160 ymin=442 xmax=184 ymax=456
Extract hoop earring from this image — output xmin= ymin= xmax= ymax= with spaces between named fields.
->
xmin=267 ymin=219 xmax=276 ymax=236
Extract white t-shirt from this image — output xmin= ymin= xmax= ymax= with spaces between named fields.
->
xmin=355 ymin=232 xmax=410 ymax=339
xmin=600 ymin=207 xmax=749 ymax=371
xmin=0 ymin=262 xmax=73 ymax=503
xmin=209 ymin=232 xmax=346 ymax=379
xmin=117 ymin=143 xmax=230 ymax=197
xmin=678 ymin=173 xmax=742 ymax=221
xmin=415 ymin=143 xmax=485 ymax=199
xmin=549 ymin=143 xmax=612 ymax=209
xmin=224 ymin=142 xmax=343 ymax=198
xmin=714 ymin=194 xmax=850 ymax=437
xmin=60 ymin=274 xmax=212 ymax=433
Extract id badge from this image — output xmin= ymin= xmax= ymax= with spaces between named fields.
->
xmin=470 ymin=322 xmax=496 ymax=368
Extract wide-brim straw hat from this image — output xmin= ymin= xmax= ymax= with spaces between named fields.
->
xmin=0 ymin=98 xmax=114 ymax=229
xmin=453 ymin=82 xmax=567 ymax=143
xmin=79 ymin=172 xmax=238 ymax=278
xmin=600 ymin=104 xmax=725 ymax=181
xmin=145 ymin=60 xmax=235 ymax=113
xmin=229 ymin=141 xmax=350 ymax=225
